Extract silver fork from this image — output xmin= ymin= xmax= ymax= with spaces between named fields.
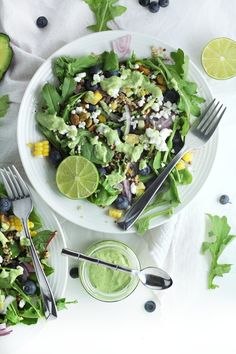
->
xmin=0 ymin=166 xmax=57 ymax=319
xmin=117 ymin=99 xmax=226 ymax=231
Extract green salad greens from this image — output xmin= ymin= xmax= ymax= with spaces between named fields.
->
xmin=0 ymin=184 xmax=75 ymax=336
xmin=35 ymin=46 xmax=205 ymax=235
xmin=202 ymin=214 xmax=236 ymax=289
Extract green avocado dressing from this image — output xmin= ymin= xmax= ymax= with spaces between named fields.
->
xmin=88 ymin=248 xmax=131 ymax=293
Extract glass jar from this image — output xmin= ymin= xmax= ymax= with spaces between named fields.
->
xmin=79 ymin=240 xmax=140 ymax=302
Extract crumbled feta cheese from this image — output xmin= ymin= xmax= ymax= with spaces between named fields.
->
xmin=93 ymin=117 xmax=99 ymax=124
xmin=19 ymin=299 xmax=26 ymax=309
xmin=152 ymin=103 xmax=160 ymax=112
xmin=77 ymin=145 xmax=81 ymax=154
xmin=92 ymin=73 xmax=104 ymax=85
xmin=151 ymin=74 xmax=156 ymax=79
xmin=78 ymin=122 xmax=86 ymax=129
xmin=71 ymin=109 xmax=76 ymax=115
xmin=147 ymin=95 xmax=153 ymax=102
xmin=164 ymin=101 xmax=172 ymax=109
xmin=67 ymin=125 xmax=77 ymax=140
xmin=155 ymin=112 xmax=161 ymax=119
xmin=76 ymin=106 xmax=84 ymax=114
xmin=91 ymin=110 xmax=101 ymax=120
xmin=146 ymin=127 xmax=172 ymax=151
xmin=96 ymin=124 xmax=106 ymax=134
xmin=74 ymin=72 xmax=86 ymax=83
xmin=85 ymin=104 xmax=89 ymax=109
xmin=130 ymin=182 xmax=137 ymax=194
xmin=59 ymin=129 xmax=67 ymax=135
xmin=134 ymin=64 xmax=140 ymax=69
xmin=137 ymin=97 xmax=145 ymax=107
xmin=161 ymin=162 xmax=165 ymax=168
xmin=130 ymin=120 xmax=138 ymax=130
xmin=0 ymin=255 xmax=3 ymax=264
xmin=110 ymin=88 xmax=120 ymax=98
xmin=172 ymin=103 xmax=177 ymax=111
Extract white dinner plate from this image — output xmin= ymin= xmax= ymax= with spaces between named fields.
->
xmin=17 ymin=30 xmax=217 ymax=234
xmin=30 ymin=188 xmax=68 ymax=298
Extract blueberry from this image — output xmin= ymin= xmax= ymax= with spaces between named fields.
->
xmin=23 ymin=280 xmax=37 ymax=295
xmin=163 ymin=89 xmax=180 ymax=104
xmin=49 ymin=149 xmax=63 ymax=166
xmin=84 ymin=80 xmax=99 ymax=92
xmin=139 ymin=165 xmax=151 ymax=176
xmin=104 ymin=70 xmax=120 ymax=78
xmin=148 ymin=1 xmax=160 ymax=13
xmin=0 ymin=198 xmax=12 ymax=213
xmin=219 ymin=195 xmax=230 ymax=205
xmin=69 ymin=267 xmax=79 ymax=279
xmin=144 ymin=300 xmax=156 ymax=313
xmin=36 ymin=16 xmax=48 ymax=28
xmin=88 ymin=65 xmax=102 ymax=75
xmin=159 ymin=0 xmax=169 ymax=7
xmin=173 ymin=131 xmax=184 ymax=154
xmin=98 ymin=167 xmax=107 ymax=175
xmin=139 ymin=0 xmax=150 ymax=6
xmin=88 ymin=104 xmax=97 ymax=112
xmin=114 ymin=195 xmax=129 ymax=210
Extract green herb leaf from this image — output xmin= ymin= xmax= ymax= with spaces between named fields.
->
xmin=56 ymin=298 xmax=78 ymax=311
xmin=61 ymin=77 xmax=76 ymax=103
xmin=29 ymin=208 xmax=43 ymax=231
xmin=0 ymin=267 xmax=23 ymax=289
xmin=135 ymin=207 xmax=173 ymax=236
xmin=42 ymin=83 xmax=62 ymax=114
xmin=33 ymin=230 xmax=56 ymax=254
xmin=153 ymin=151 xmax=162 ymax=170
xmin=202 ymin=214 xmax=236 ymax=289
xmin=103 ymin=51 xmax=119 ymax=71
xmin=178 ymin=168 xmax=193 ymax=185
xmin=0 ymin=95 xmax=9 ymax=118
xmin=84 ymin=0 xmax=127 ymax=32
xmin=170 ymin=48 xmax=189 ymax=80
xmin=67 ymin=55 xmax=101 ymax=76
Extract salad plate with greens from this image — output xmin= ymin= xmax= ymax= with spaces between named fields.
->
xmin=0 ymin=183 xmax=68 ymax=336
xmin=17 ymin=31 xmax=217 ymax=234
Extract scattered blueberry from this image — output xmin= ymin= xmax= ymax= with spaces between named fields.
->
xmin=104 ymin=70 xmax=120 ymax=78
xmin=69 ymin=267 xmax=79 ymax=279
xmin=159 ymin=0 xmax=169 ymax=7
xmin=173 ymin=131 xmax=184 ymax=154
xmin=139 ymin=165 xmax=151 ymax=176
xmin=0 ymin=198 xmax=12 ymax=213
xmin=114 ymin=195 xmax=129 ymax=210
xmin=84 ymin=80 xmax=99 ymax=92
xmin=98 ymin=167 xmax=107 ymax=176
xmin=144 ymin=300 xmax=156 ymax=313
xmin=49 ymin=148 xmax=63 ymax=166
xmin=148 ymin=1 xmax=160 ymax=13
xmin=163 ymin=89 xmax=180 ymax=103
xmin=219 ymin=195 xmax=230 ymax=205
xmin=36 ymin=16 xmax=48 ymax=28
xmin=88 ymin=104 xmax=97 ymax=112
xmin=23 ymin=280 xmax=37 ymax=295
xmin=139 ymin=0 xmax=150 ymax=6
xmin=88 ymin=65 xmax=102 ymax=75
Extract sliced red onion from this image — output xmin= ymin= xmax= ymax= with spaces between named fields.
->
xmin=155 ymin=116 xmax=173 ymax=131
xmin=112 ymin=35 xmax=132 ymax=59
xmin=0 ymin=324 xmax=12 ymax=336
xmin=123 ymin=180 xmax=132 ymax=203
xmin=22 ymin=262 xmax=34 ymax=273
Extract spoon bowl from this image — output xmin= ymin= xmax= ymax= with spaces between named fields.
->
xmin=138 ymin=267 xmax=173 ymax=290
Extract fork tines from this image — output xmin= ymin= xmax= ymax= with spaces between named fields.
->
xmin=197 ymin=99 xmax=226 ymax=136
xmin=0 ymin=166 xmax=30 ymax=201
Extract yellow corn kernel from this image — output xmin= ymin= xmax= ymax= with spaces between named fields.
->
xmin=31 ymin=140 xmax=50 ymax=157
xmin=9 ymin=216 xmax=23 ymax=232
xmin=28 ymin=221 xmax=34 ymax=229
xmin=93 ymin=91 xmax=103 ymax=104
xmin=176 ymin=160 xmax=185 ymax=171
xmin=98 ymin=114 xmax=106 ymax=123
xmin=110 ymin=101 xmax=118 ymax=111
xmin=30 ymin=231 xmax=37 ymax=237
xmin=108 ymin=208 xmax=123 ymax=219
xmin=182 ymin=151 xmax=193 ymax=163
xmin=125 ymin=134 xmax=139 ymax=145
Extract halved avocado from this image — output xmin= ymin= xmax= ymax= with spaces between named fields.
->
xmin=0 ymin=33 xmax=13 ymax=80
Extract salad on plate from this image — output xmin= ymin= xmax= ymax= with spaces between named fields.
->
xmin=33 ymin=42 xmax=205 ymax=234
xmin=0 ymin=183 xmax=71 ymax=336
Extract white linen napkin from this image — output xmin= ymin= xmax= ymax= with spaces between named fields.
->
xmin=0 ymin=0 xmax=183 ymax=279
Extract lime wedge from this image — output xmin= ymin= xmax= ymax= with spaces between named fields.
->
xmin=202 ymin=37 xmax=236 ymax=80
xmin=56 ymin=156 xmax=99 ymax=199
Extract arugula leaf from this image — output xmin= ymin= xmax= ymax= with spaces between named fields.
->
xmin=42 ymin=83 xmax=61 ymax=114
xmin=53 ymin=56 xmax=75 ymax=81
xmin=61 ymin=77 xmax=76 ymax=103
xmin=170 ymin=49 xmax=189 ymax=80
xmin=0 ymin=183 xmax=7 ymax=197
xmin=6 ymin=301 xmax=23 ymax=324
xmin=0 ymin=267 xmax=23 ymax=289
xmin=202 ymin=214 xmax=236 ymax=289
xmin=0 ymin=95 xmax=10 ymax=118
xmin=9 ymin=241 xmax=20 ymax=258
xmin=33 ymin=230 xmax=56 ymax=254
xmin=178 ymin=169 xmax=193 ymax=185
xmin=67 ymin=55 xmax=101 ymax=76
xmin=103 ymin=51 xmax=119 ymax=71
xmin=29 ymin=208 xmax=43 ymax=231
xmin=56 ymin=298 xmax=78 ymax=311
xmin=89 ymin=184 xmax=119 ymax=206
xmin=84 ymin=0 xmax=127 ymax=32
xmin=153 ymin=151 xmax=162 ymax=170
xmin=135 ymin=207 xmax=173 ymax=236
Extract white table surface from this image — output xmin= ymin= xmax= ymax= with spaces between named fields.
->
xmin=0 ymin=0 xmax=236 ymax=353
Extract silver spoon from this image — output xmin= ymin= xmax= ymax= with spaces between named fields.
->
xmin=61 ymin=248 xmax=173 ymax=290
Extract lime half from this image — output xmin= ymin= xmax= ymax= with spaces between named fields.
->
xmin=56 ymin=156 xmax=99 ymax=199
xmin=202 ymin=37 xmax=236 ymax=80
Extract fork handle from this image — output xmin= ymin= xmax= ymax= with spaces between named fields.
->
xmin=21 ymin=219 xmax=58 ymax=319
xmin=117 ymin=147 xmax=189 ymax=231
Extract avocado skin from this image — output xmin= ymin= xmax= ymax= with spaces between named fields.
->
xmin=0 ymin=33 xmax=13 ymax=80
